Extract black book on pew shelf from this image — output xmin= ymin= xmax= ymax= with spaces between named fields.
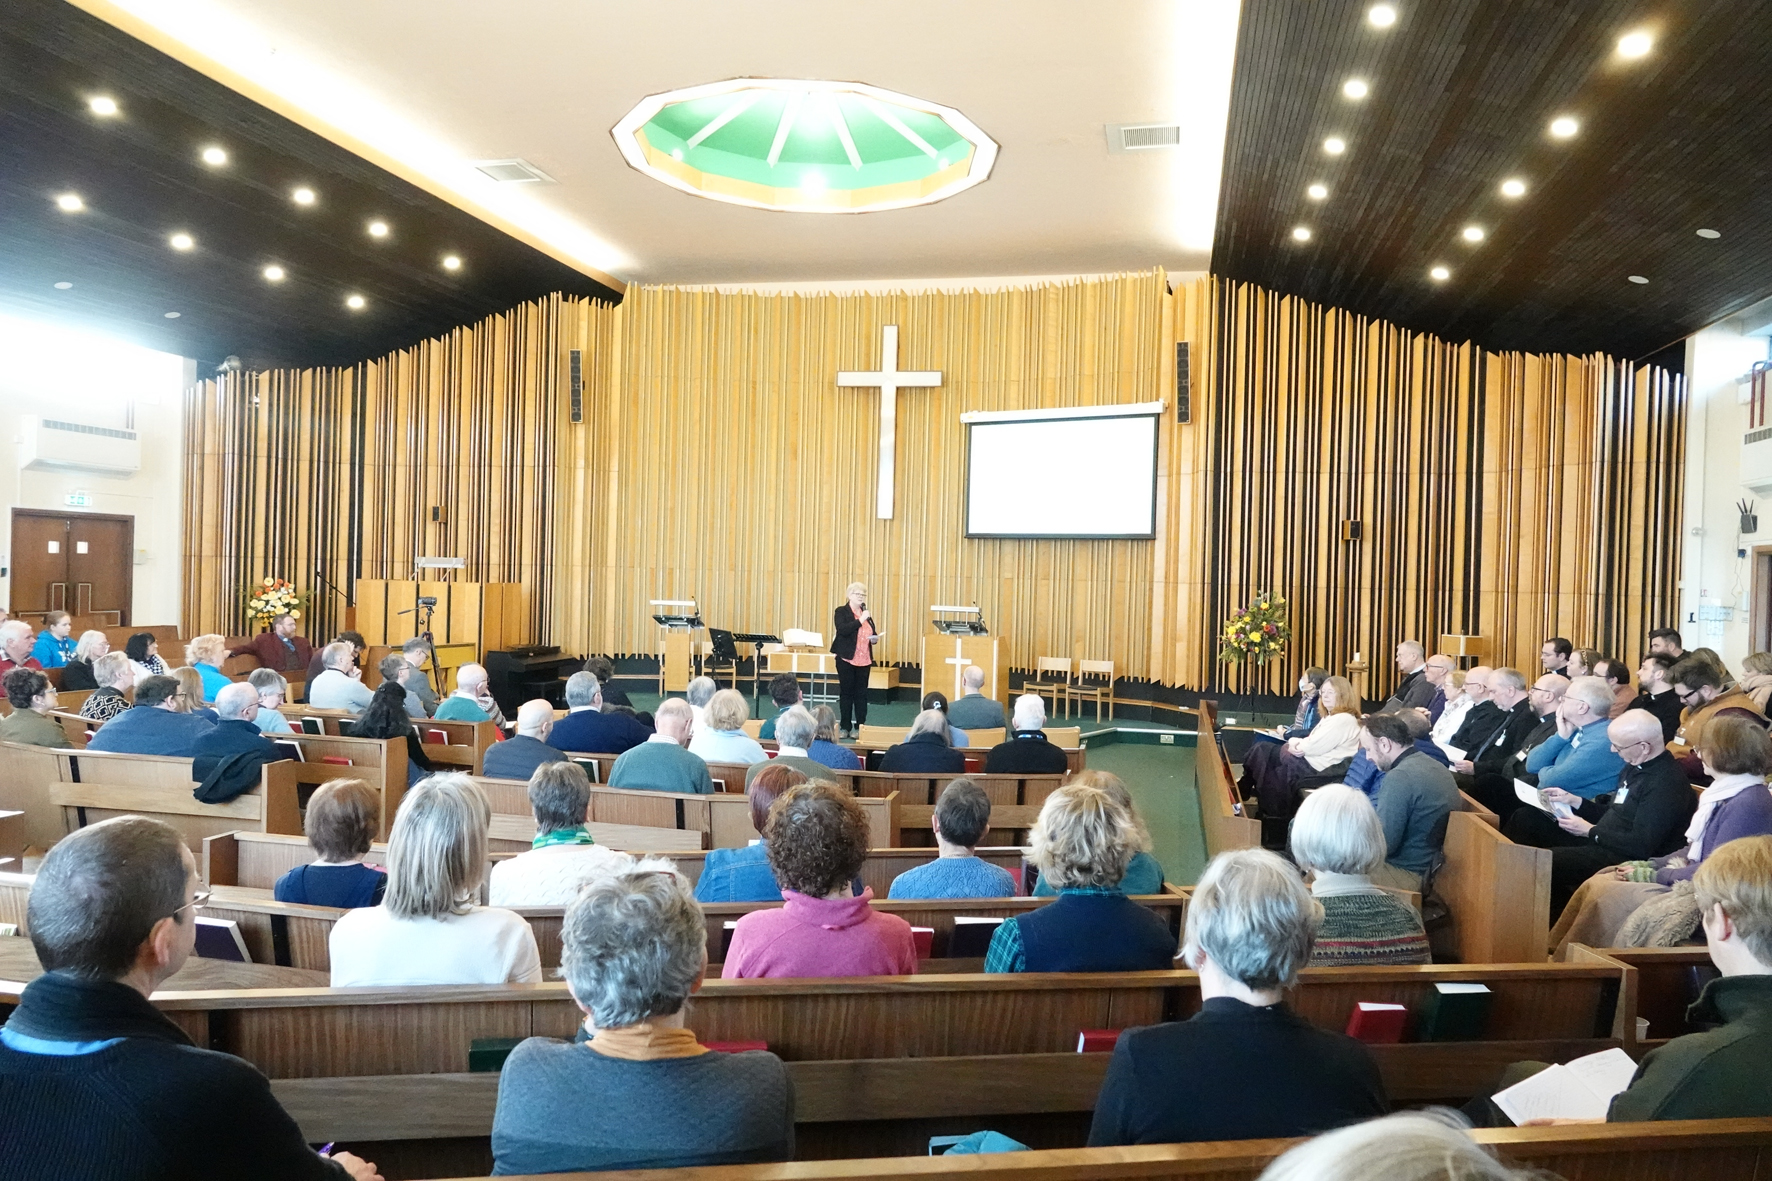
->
xmin=1417 ymin=982 xmax=1493 ymax=1041
xmin=300 ymin=716 xmax=325 ymax=736
xmin=469 ymin=1037 xmax=525 ymax=1072
xmin=948 ymin=916 xmax=1006 ymax=958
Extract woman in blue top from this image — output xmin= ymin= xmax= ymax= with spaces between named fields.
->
xmin=1033 ymin=770 xmax=1166 ymax=896
xmin=807 ymin=705 xmax=862 ymax=771
xmin=694 ymin=763 xmax=807 ymax=903
xmin=274 ymin=779 xmax=388 ymax=908
xmin=184 ymin=633 xmax=233 ymax=701
xmin=29 ymin=611 xmax=76 ymax=668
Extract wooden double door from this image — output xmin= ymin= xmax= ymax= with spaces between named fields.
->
xmin=10 ymin=510 xmax=133 ymax=627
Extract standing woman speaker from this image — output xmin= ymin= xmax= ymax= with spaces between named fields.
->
xmin=831 ymin=582 xmax=881 ymax=739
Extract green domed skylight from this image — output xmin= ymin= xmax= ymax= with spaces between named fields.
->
xmin=612 ymin=78 xmax=998 ymax=213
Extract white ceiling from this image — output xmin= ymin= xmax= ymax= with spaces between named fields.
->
xmin=79 ymin=0 xmax=1241 ymax=288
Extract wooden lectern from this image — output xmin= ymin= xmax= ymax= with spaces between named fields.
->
xmin=354 ymin=579 xmax=525 ymax=650
xmin=921 ymin=632 xmax=1005 ymax=703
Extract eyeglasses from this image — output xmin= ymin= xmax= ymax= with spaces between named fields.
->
xmin=168 ymin=890 xmax=212 ymax=920
xmin=1610 ymin=740 xmax=1649 ymax=754
xmin=1675 ymin=687 xmax=1700 ymax=702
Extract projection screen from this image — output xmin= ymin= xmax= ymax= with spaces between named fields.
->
xmin=963 ymin=402 xmax=1162 ymax=538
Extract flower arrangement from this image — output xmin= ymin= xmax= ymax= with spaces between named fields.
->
xmin=244 ymin=578 xmax=307 ymax=629
xmin=1217 ymin=592 xmax=1291 ymax=665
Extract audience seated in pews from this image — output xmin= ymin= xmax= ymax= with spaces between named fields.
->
xmin=807 ymin=703 xmax=862 ymax=770
xmin=190 ymin=683 xmax=289 ymax=802
xmin=483 ymin=699 xmax=568 ymax=781
xmin=685 ymin=675 xmax=717 ymax=730
xmin=1291 ymin=784 xmax=1430 ymax=965
xmin=183 ymin=634 xmax=233 ymax=702
xmin=274 ymin=779 xmax=389 ymax=907
xmin=984 ymin=693 xmax=1071 ymax=774
xmin=584 ymin=655 xmax=632 ymax=708
xmin=346 ymin=682 xmax=437 ymax=787
xmin=687 ymin=688 xmax=768 ymax=765
xmin=723 ymin=780 xmax=916 ymax=978
xmin=1380 ymin=641 xmax=1439 ymax=713
xmin=747 ymin=705 xmax=834 ymax=785
xmin=1504 ymin=708 xmax=1696 ymax=917
xmin=330 ymin=773 xmax=542 ymax=986
xmin=0 ymin=816 xmax=381 ymax=1180
xmin=1242 ymin=675 xmax=1361 ymax=820
xmin=986 ymin=783 xmax=1177 ymax=972
xmin=1260 ymin=666 xmax=1329 ymax=741
xmin=1087 ymin=847 xmax=1387 ymax=1145
xmin=1467 ymin=673 xmax=1564 ymax=818
xmin=1554 ymin=715 xmax=1772 ymax=953
xmin=609 ymin=698 xmax=715 ymax=794
xmin=879 ymin=707 xmax=966 ymax=773
xmin=1542 ymin=636 xmax=1573 ymax=678
xmin=1521 ymin=676 xmax=1627 ymax=807
xmin=376 ymin=653 xmax=427 ymax=719
xmin=59 ymin=628 xmax=109 ymax=690
xmin=1668 ymin=655 xmax=1766 ymax=785
xmin=0 ymin=619 xmax=42 ymax=675
xmin=228 ymin=611 xmax=313 ymax=676
xmin=1594 ymin=656 xmax=1635 ymax=718
xmin=78 ymin=651 xmax=134 ymax=723
xmin=694 ymin=763 xmax=805 ymax=903
xmin=84 ymin=674 xmax=214 ymax=755
xmin=548 ymin=671 xmax=653 ymax=755
xmin=171 ymin=666 xmax=218 ymax=722
xmin=947 ymin=663 xmax=1009 ymax=730
xmin=1033 ymin=770 xmax=1165 ymax=896
xmin=124 ymin=631 xmax=169 ymax=685
xmin=920 ymin=691 xmax=970 ymax=746
xmin=0 ymin=668 xmax=71 ymax=748
xmin=303 ymin=630 xmax=366 ymax=701
xmin=247 ymin=667 xmax=294 ymax=733
xmin=1365 ymin=711 xmax=1461 ymax=893
xmin=887 ymin=778 xmax=1020 ymax=899
xmin=492 ymin=867 xmax=793 ymax=1174
xmin=1258 ymin=1111 xmax=1526 ymax=1181
xmin=1630 ymin=654 xmax=1683 ymax=742
xmin=488 ymin=761 xmax=635 ymax=907
xmin=433 ymin=661 xmax=498 ymax=724
xmin=307 ymin=640 xmax=375 ymax=715
xmin=1427 ymin=667 xmax=1470 ymax=750
xmin=757 ymin=673 xmax=803 ymax=741
xmin=29 ymin=610 xmax=75 ymax=668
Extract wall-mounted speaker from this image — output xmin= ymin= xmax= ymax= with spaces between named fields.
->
xmin=1341 ymin=520 xmax=1362 ymax=542
xmin=569 ymin=349 xmax=583 ymax=423
xmin=1176 ymin=342 xmax=1191 ymax=423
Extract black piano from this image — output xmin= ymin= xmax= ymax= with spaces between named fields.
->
xmin=484 ymin=646 xmax=580 ymax=714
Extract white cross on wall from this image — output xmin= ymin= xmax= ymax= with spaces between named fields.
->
xmin=837 ymin=324 xmax=942 ymax=519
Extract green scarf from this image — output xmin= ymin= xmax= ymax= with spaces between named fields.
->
xmin=533 ymin=825 xmax=597 ymax=849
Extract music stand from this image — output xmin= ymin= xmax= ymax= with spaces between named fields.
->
xmin=732 ymin=632 xmax=780 ymax=711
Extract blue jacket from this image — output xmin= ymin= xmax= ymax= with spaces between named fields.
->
xmin=194 ymin=663 xmax=233 ymax=703
xmin=693 ymin=843 xmax=781 ymax=903
xmin=1524 ymin=718 xmax=1625 ymax=799
xmin=190 ymin=718 xmax=277 ymax=761
xmin=84 ymin=707 xmax=216 ymax=757
xmin=548 ymin=708 xmax=653 ymax=756
xmin=482 ymin=734 xmax=566 ymax=781
xmin=30 ymin=633 xmax=75 ymax=669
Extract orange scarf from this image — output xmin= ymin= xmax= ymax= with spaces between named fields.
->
xmin=587 ymin=1021 xmax=707 ymax=1061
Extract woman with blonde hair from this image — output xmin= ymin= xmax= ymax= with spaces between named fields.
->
xmin=1035 ymin=770 xmax=1165 ymax=895
xmin=183 ymin=633 xmax=232 ymax=702
xmin=687 ymin=688 xmax=768 ymax=765
xmin=1739 ymin=651 xmax=1772 ymax=712
xmin=985 ymin=784 xmax=1177 ymax=973
xmin=830 ymin=581 xmax=880 ymax=738
xmin=169 ymin=666 xmax=217 ymax=721
xmin=1257 ymin=1111 xmax=1528 ymax=1181
xmin=328 ymin=772 xmax=542 ymax=986
xmin=1242 ymin=675 xmax=1363 ymax=825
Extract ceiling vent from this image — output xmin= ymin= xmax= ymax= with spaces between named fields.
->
xmin=20 ymin=417 xmax=140 ymax=476
xmin=1106 ymin=123 xmax=1182 ymax=153
xmin=473 ymin=159 xmax=557 ymax=184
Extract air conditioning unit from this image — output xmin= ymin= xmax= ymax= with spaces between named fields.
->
xmin=19 ymin=417 xmax=141 ymax=476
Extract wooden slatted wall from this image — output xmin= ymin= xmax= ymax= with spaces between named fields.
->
xmin=1152 ymin=277 xmax=1687 ymax=696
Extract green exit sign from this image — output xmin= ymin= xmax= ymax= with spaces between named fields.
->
xmin=64 ymin=492 xmax=93 ymax=507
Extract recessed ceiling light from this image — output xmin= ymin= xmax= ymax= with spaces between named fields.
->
xmin=164 ymin=311 xmax=180 ymax=318
xmin=670 ymin=148 xmax=684 ymax=161
xmin=1549 ymin=116 xmax=1579 ymax=139
xmin=366 ymin=220 xmax=389 ymax=238
xmin=1307 ymin=182 xmax=1329 ymax=200
xmin=800 ymin=170 xmax=827 ymax=195
xmin=1500 ymin=178 xmax=1527 ymax=198
xmin=1343 ymin=78 xmax=1370 ymax=100
xmin=291 ymin=187 xmax=316 ymax=206
xmin=169 ymin=232 xmax=195 ymax=251
xmin=1292 ymin=226 xmax=1313 ymax=242
xmin=1368 ymin=4 xmax=1398 ymax=28
xmin=53 ymin=281 xmax=73 ymax=290
xmin=200 ymin=145 xmax=228 ymax=166
xmin=88 ymin=96 xmax=119 ymax=117
xmin=441 ymin=255 xmax=462 ymax=271
xmin=1323 ymin=136 xmax=1346 ymax=155
xmin=263 ymin=265 xmax=286 ymax=282
xmin=345 ymin=293 xmax=366 ymax=310
xmin=55 ymin=193 xmax=84 ymax=212
xmin=1617 ymin=30 xmax=1653 ymax=59
xmin=1628 ymin=275 xmax=1649 ymax=284
xmin=1462 ymin=225 xmax=1485 ymax=243
xmin=1429 ymin=265 xmax=1451 ymax=281
xmin=1696 ymin=228 xmax=1721 ymax=239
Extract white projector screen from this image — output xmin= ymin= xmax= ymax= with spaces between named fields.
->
xmin=965 ymin=411 xmax=1159 ymax=538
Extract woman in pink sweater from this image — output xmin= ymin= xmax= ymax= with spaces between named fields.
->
xmin=722 ymin=781 xmax=917 ymax=978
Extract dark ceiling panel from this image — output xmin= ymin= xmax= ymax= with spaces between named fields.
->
xmin=0 ymin=0 xmax=618 ymax=370
xmin=1212 ymin=0 xmax=1772 ymax=360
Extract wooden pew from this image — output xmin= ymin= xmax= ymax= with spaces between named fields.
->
xmin=833 ymin=771 xmax=1065 ymax=845
xmin=46 ymin=748 xmax=273 ymax=848
xmin=1572 ymin=944 xmax=1717 ymax=1053
xmin=845 ymin=727 xmax=1086 ymax=774
xmin=1435 ymin=802 xmax=1551 ymax=965
xmin=1195 ymin=701 xmax=1260 ymax=857
xmin=281 ymin=704 xmax=497 ymax=778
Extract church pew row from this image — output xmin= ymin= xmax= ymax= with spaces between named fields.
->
xmin=1562 ymin=945 xmax=1717 ymax=1054
xmin=1194 ymin=702 xmax=1260 ymax=857
xmin=280 ymin=705 xmax=498 ymax=776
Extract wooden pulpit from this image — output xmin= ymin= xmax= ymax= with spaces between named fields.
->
xmin=920 ymin=632 xmax=1005 ymax=704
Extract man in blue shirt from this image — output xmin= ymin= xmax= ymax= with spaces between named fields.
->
xmin=1525 ymin=675 xmax=1626 ymax=801
xmin=888 ymin=779 xmax=1018 ymax=899
xmin=84 ymin=676 xmax=216 ymax=756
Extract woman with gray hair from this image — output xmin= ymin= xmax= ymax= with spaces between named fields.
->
xmin=245 ymin=667 xmax=294 ymax=734
xmin=77 ymin=651 xmax=134 ymax=723
xmin=58 ymin=628 xmax=110 ymax=690
xmin=984 ymin=784 xmax=1177 ymax=972
xmin=1088 ymin=847 xmax=1387 ymax=1145
xmin=879 ymin=707 xmax=966 ymax=773
xmin=328 ymin=772 xmax=541 ymax=986
xmin=1257 ymin=1111 xmax=1530 ymax=1181
xmin=1291 ymin=785 xmax=1430 ymax=966
xmin=491 ymin=867 xmax=793 ymax=1173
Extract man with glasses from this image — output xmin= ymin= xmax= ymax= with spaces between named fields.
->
xmin=1521 ymin=676 xmax=1628 ymax=805
xmin=1468 ymin=672 xmax=1565 ymax=816
xmin=1668 ymin=655 xmax=1766 ymax=785
xmin=1502 ymin=710 xmax=1696 ymax=916
xmin=1443 ymin=667 xmax=1504 ymax=767
xmin=1630 ymin=653 xmax=1684 ymax=741
xmin=0 ymin=816 xmax=380 ymax=1179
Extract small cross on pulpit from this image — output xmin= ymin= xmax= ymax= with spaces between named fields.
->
xmin=837 ymin=324 xmax=942 ymax=519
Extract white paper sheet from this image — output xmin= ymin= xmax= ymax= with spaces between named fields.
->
xmin=1493 ymin=1048 xmax=1639 ymax=1124
xmin=1440 ymin=743 xmax=1467 ymax=763
xmin=1514 ymin=778 xmax=1552 ymax=813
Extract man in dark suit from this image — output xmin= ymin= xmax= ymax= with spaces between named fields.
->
xmin=484 ymin=700 xmax=568 ymax=781
xmin=985 ymin=695 xmax=1070 ymax=774
xmin=1469 ymin=673 xmax=1566 ymax=819
xmin=1380 ymin=641 xmax=1438 ymax=712
xmin=227 ymin=613 xmax=313 ymax=676
xmin=547 ymin=672 xmax=652 ymax=755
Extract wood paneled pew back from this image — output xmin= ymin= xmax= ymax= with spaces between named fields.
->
xmin=280 ymin=705 xmax=496 ymax=778
xmin=1569 ymin=945 xmax=1718 ymax=1053
xmin=1435 ymin=794 xmax=1552 ymax=966
xmin=834 ymin=727 xmax=1086 ymax=774
xmin=829 ymin=771 xmax=1065 ymax=847
xmin=1194 ymin=701 xmax=1262 ymax=857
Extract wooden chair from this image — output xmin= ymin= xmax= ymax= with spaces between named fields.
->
xmin=1024 ymin=657 xmax=1074 ymax=717
xmin=1069 ymin=659 xmax=1115 ymax=721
